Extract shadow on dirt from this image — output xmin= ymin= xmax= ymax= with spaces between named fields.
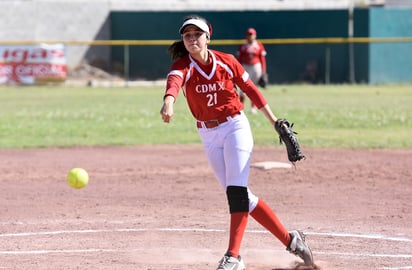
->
xmin=272 ymin=261 xmax=321 ymax=270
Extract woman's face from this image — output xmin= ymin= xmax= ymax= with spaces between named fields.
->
xmin=182 ymin=25 xmax=210 ymax=54
xmin=246 ymin=33 xmax=256 ymax=43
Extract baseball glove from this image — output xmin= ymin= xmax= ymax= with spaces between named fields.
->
xmin=257 ymin=73 xmax=268 ymax=88
xmin=274 ymin=119 xmax=305 ymax=162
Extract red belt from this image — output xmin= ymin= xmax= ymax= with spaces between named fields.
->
xmin=196 ymin=112 xmax=241 ymax=129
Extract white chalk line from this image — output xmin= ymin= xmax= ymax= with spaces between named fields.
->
xmin=0 ymin=227 xmax=411 ymax=260
xmin=306 ymin=231 xmax=412 ymax=243
xmin=378 ymin=267 xmax=412 ymax=270
xmin=1 ymin=227 xmax=411 ymax=243
xmin=315 ymin=251 xmax=412 ymax=259
xmin=1 ymin=247 xmax=412 ymax=260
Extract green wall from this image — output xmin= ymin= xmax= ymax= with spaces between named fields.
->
xmin=353 ymin=9 xmax=370 ymax=83
xmin=110 ymin=9 xmax=412 ymax=84
xmin=111 ymin=10 xmax=351 ymax=83
xmin=369 ymin=8 xmax=412 ymax=84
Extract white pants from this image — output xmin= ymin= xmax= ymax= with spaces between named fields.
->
xmin=197 ymin=111 xmax=259 ymax=212
xmin=239 ymin=63 xmax=263 ymax=103
xmin=243 ymin=63 xmax=263 ymax=84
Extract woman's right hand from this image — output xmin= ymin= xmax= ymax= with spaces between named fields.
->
xmin=160 ymin=95 xmax=175 ymax=123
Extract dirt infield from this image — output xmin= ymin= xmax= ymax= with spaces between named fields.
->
xmin=0 ymin=145 xmax=411 ymax=270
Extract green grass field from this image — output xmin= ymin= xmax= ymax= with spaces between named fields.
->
xmin=0 ymin=84 xmax=410 ymax=149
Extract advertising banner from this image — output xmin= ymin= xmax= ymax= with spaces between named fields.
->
xmin=0 ymin=44 xmax=66 ymax=85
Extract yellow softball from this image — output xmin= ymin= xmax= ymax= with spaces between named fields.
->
xmin=67 ymin=168 xmax=89 ymax=189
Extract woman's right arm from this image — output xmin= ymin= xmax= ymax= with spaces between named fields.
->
xmin=160 ymin=95 xmax=175 ymax=123
xmin=160 ymin=73 xmax=182 ymax=123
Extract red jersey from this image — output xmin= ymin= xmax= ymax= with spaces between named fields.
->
xmin=237 ymin=41 xmax=267 ymax=73
xmin=164 ymin=50 xmax=267 ymax=121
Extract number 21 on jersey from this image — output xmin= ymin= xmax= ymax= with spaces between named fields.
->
xmin=207 ymin=93 xmax=217 ymax=106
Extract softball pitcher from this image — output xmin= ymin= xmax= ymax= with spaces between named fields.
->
xmin=160 ymin=15 xmax=314 ymax=270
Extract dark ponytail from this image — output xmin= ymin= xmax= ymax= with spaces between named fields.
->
xmin=168 ymin=40 xmax=188 ymax=61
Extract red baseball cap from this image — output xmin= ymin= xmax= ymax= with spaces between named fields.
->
xmin=246 ymin=28 xmax=257 ymax=35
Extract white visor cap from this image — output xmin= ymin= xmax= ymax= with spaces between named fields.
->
xmin=179 ymin=18 xmax=210 ymax=36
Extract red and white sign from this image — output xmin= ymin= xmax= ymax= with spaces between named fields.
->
xmin=0 ymin=44 xmax=66 ymax=85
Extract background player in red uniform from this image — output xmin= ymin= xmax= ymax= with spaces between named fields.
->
xmin=160 ymin=15 xmax=314 ymax=270
xmin=237 ymin=27 xmax=267 ymax=114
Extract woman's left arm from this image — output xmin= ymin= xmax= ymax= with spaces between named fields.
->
xmin=259 ymin=104 xmax=278 ymax=126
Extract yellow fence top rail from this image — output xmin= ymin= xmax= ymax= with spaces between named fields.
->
xmin=0 ymin=37 xmax=412 ymax=46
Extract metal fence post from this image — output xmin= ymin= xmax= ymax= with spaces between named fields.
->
xmin=124 ymin=44 xmax=129 ymax=87
xmin=325 ymin=47 xmax=331 ymax=84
